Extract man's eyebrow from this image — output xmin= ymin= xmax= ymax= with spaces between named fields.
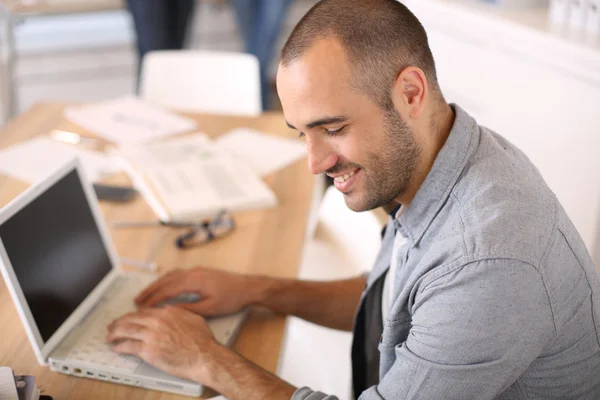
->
xmin=306 ymin=116 xmax=348 ymax=129
xmin=286 ymin=116 xmax=348 ymax=131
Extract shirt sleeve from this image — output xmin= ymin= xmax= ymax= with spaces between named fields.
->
xmin=292 ymin=259 xmax=556 ymax=400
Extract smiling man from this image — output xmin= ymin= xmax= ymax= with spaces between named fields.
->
xmin=108 ymin=1 xmax=600 ymax=399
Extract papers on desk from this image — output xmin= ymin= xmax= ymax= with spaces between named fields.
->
xmin=64 ymin=96 xmax=198 ymax=146
xmin=214 ymin=128 xmax=306 ymax=177
xmin=119 ymin=134 xmax=278 ymax=222
xmin=0 ymin=137 xmax=119 ymax=184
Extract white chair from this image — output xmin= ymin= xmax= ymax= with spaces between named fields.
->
xmin=278 ymin=186 xmax=385 ymax=400
xmin=139 ymin=50 xmax=262 ymax=117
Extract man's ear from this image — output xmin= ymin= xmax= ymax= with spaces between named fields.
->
xmin=391 ymin=66 xmax=428 ymax=120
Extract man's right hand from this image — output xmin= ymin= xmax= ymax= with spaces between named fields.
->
xmin=135 ymin=267 xmax=262 ymax=317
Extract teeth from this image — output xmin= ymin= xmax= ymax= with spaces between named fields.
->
xmin=334 ymin=170 xmax=355 ymax=183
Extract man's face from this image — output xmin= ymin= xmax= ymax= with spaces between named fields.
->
xmin=277 ymin=38 xmax=421 ymax=211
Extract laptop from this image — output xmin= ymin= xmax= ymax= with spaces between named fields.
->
xmin=0 ymin=158 xmax=246 ymax=397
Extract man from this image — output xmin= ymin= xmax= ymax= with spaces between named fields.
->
xmin=108 ymin=1 xmax=600 ymax=399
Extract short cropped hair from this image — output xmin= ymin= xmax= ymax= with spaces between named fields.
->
xmin=280 ymin=0 xmax=440 ymax=110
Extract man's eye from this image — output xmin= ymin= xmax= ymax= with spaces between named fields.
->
xmin=298 ymin=132 xmax=305 ymax=138
xmin=326 ymin=127 xmax=344 ymax=137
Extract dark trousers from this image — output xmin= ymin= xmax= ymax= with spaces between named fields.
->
xmin=230 ymin=0 xmax=294 ymax=110
xmin=126 ymin=0 xmax=196 ymax=78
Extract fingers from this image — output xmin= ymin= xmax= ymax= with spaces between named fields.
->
xmin=135 ymin=270 xmax=181 ymax=304
xmin=111 ymin=339 xmax=144 ymax=357
xmin=108 ymin=308 xmax=161 ymax=332
xmin=141 ymin=285 xmax=196 ymax=309
xmin=107 ymin=321 xmax=149 ymax=344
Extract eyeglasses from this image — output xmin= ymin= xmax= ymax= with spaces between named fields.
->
xmin=112 ymin=209 xmax=235 ymax=249
xmin=175 ymin=210 xmax=235 ymax=249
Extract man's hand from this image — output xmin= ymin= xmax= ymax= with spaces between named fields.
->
xmin=107 ymin=306 xmax=222 ymax=383
xmin=135 ymin=266 xmax=366 ymax=331
xmin=107 ymin=306 xmax=297 ymax=399
xmin=135 ymin=267 xmax=262 ymax=317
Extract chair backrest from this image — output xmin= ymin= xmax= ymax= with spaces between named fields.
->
xmin=140 ymin=50 xmax=262 ymax=117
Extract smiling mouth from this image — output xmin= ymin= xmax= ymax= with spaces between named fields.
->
xmin=332 ymin=169 xmax=359 ymax=183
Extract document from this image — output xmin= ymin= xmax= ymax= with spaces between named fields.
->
xmin=0 ymin=137 xmax=119 ymax=184
xmin=214 ymin=128 xmax=306 ymax=177
xmin=64 ymin=96 xmax=198 ymax=146
xmin=119 ymin=134 xmax=278 ymax=222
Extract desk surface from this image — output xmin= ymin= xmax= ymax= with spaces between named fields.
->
xmin=0 ymin=102 xmax=315 ymax=399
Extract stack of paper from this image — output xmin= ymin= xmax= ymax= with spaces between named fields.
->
xmin=0 ymin=137 xmax=119 ymax=184
xmin=119 ymin=134 xmax=279 ymax=222
xmin=214 ymin=128 xmax=306 ymax=177
xmin=64 ymin=96 xmax=198 ymax=146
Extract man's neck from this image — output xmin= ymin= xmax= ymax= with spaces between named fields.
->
xmin=394 ymin=103 xmax=455 ymax=208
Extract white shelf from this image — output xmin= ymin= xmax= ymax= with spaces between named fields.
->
xmin=404 ymin=0 xmax=600 ymax=84
xmin=457 ymin=0 xmax=600 ymax=51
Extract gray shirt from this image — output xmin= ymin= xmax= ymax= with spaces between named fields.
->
xmin=292 ymin=105 xmax=600 ymax=400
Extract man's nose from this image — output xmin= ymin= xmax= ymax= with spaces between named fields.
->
xmin=306 ymin=136 xmax=336 ymax=175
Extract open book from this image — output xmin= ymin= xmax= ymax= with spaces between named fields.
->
xmin=119 ymin=134 xmax=278 ymax=222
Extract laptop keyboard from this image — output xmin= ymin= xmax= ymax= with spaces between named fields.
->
xmin=64 ymin=273 xmax=244 ymax=373
xmin=65 ymin=274 xmax=154 ymax=372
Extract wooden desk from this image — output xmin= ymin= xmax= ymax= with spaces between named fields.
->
xmin=0 ymin=102 xmax=315 ymax=399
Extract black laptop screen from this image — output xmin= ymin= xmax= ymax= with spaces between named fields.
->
xmin=0 ymin=169 xmax=113 ymax=342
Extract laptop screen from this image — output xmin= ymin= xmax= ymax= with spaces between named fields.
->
xmin=0 ymin=169 xmax=112 ymax=342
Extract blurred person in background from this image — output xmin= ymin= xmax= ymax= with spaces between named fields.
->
xmin=231 ymin=0 xmax=295 ymax=110
xmin=126 ymin=0 xmax=196 ymax=81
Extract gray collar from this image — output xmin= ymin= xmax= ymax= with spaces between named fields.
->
xmin=395 ymin=104 xmax=479 ymax=245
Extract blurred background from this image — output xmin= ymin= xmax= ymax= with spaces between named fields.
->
xmin=0 ymin=0 xmax=599 ymax=269
xmin=1 ymin=2 xmax=600 ymax=397
xmin=0 ymin=0 xmax=319 ymax=116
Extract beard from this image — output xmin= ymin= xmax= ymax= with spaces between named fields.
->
xmin=333 ymin=107 xmax=421 ymax=212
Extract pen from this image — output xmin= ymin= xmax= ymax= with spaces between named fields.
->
xmin=113 ymin=221 xmax=163 ymax=229
xmin=113 ymin=220 xmax=202 ymax=229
